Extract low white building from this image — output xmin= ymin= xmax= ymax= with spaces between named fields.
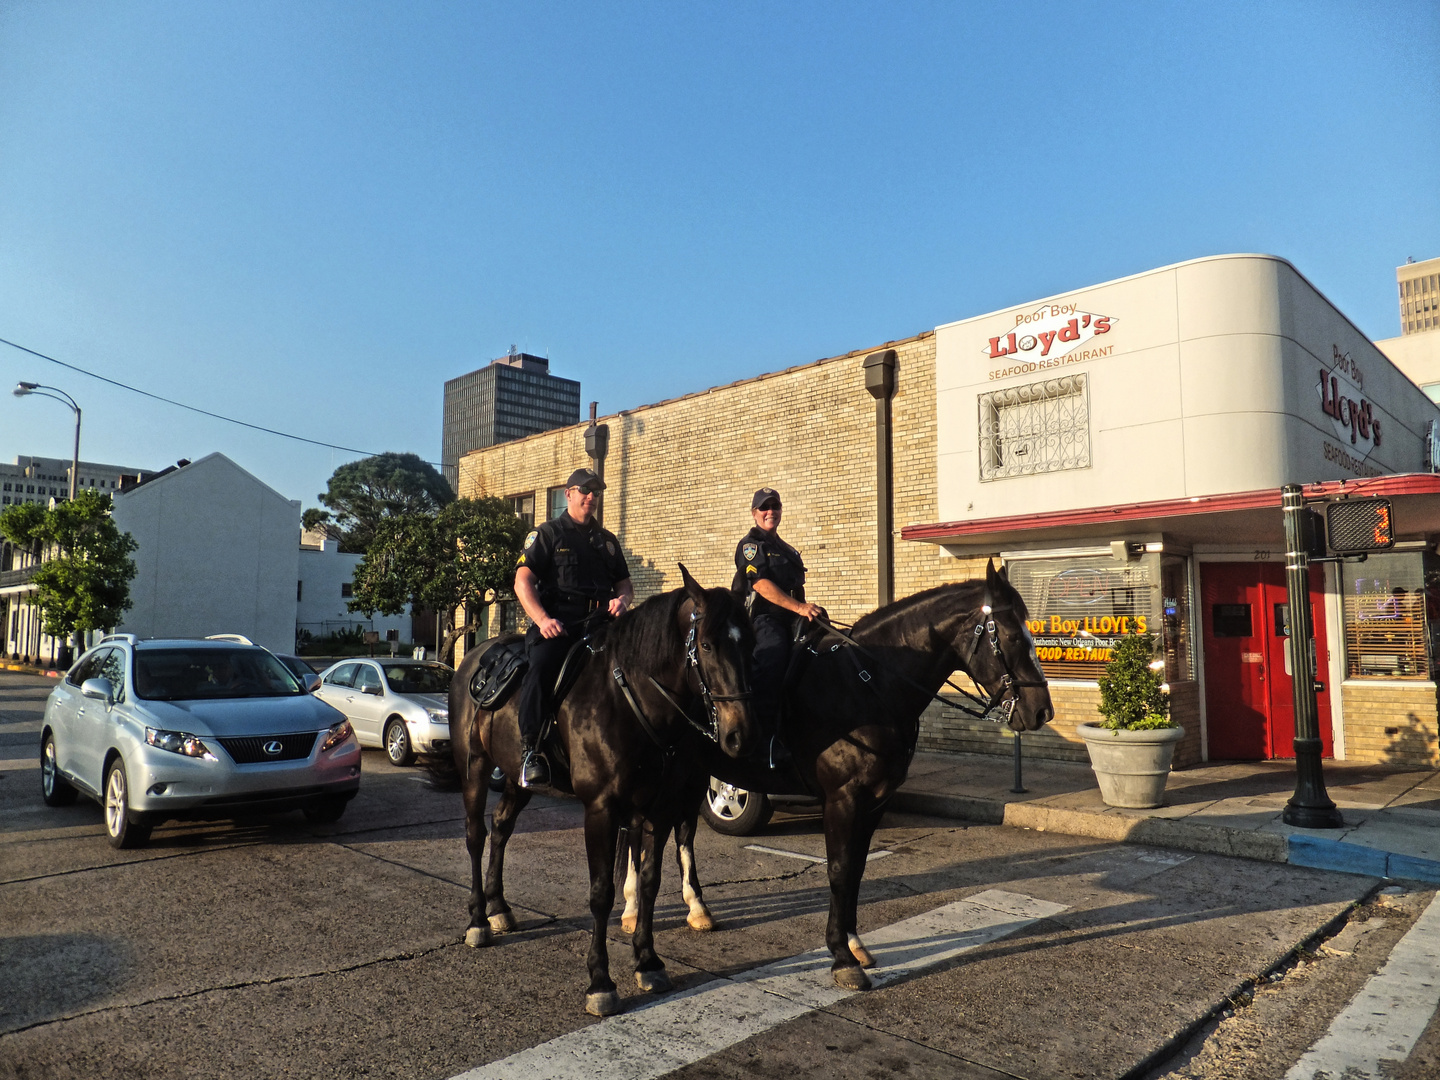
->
xmin=297 ymin=532 xmax=409 ymax=648
xmin=111 ymin=454 xmax=300 ymax=653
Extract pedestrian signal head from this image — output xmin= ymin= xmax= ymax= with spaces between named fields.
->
xmin=1325 ymin=498 xmax=1394 ymax=554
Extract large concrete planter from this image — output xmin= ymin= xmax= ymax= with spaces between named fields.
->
xmin=1076 ymin=723 xmax=1186 ymax=809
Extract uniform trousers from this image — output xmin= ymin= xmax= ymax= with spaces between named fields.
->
xmin=751 ymin=612 xmax=795 ymax=730
xmin=518 ymin=622 xmax=582 ymax=743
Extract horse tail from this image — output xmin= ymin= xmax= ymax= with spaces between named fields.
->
xmin=424 ymin=749 xmax=462 ymax=791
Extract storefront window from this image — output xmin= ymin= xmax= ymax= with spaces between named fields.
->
xmin=1342 ymin=552 xmax=1436 ymax=680
xmin=1007 ymin=555 xmax=1161 ymax=680
xmin=1160 ymin=556 xmax=1194 ymax=681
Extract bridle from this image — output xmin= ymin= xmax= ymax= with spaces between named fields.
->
xmin=955 ymin=585 xmax=1050 ymax=725
xmin=615 ymin=606 xmax=752 ymax=747
xmin=815 ymin=582 xmax=1047 ymax=726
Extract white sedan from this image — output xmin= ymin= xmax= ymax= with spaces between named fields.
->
xmin=314 ymin=659 xmax=453 ymax=766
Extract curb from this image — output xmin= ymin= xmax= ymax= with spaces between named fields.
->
xmin=890 ymin=789 xmax=1440 ymax=883
xmin=0 ymin=661 xmax=60 ymax=678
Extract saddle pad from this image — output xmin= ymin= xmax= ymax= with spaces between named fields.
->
xmin=469 ymin=635 xmax=527 ymax=710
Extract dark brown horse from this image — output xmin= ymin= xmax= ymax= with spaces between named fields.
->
xmin=445 ymin=565 xmax=757 ymax=1016
xmin=634 ymin=560 xmax=1053 ymax=990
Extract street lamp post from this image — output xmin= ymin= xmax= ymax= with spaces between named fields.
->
xmin=13 ymin=382 xmax=81 ymax=500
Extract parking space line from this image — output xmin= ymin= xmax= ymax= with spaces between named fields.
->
xmin=743 ymin=844 xmax=893 ymax=864
xmin=451 ymin=888 xmax=1068 ymax=1080
xmin=1283 ymin=892 xmax=1440 ymax=1080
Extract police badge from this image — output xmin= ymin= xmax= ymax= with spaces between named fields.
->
xmin=742 ymin=542 xmax=759 ymax=561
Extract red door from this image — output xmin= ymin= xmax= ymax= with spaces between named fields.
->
xmin=1200 ymin=563 xmax=1333 ymax=760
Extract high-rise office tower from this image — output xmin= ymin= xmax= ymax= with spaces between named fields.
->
xmin=441 ymin=350 xmax=581 ymax=490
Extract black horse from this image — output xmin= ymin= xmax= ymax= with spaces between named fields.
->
xmin=444 ymin=565 xmax=757 ymax=1017
xmin=630 ymin=560 xmax=1053 ymax=990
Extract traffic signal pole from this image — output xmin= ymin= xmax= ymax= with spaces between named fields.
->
xmin=1281 ymin=484 xmax=1343 ymax=829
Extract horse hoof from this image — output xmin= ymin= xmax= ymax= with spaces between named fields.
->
xmin=488 ymin=911 xmax=518 ymax=934
xmin=850 ymin=943 xmax=877 ymax=969
xmin=620 ymin=914 xmax=638 ymax=934
xmin=464 ymin=926 xmax=491 ymax=948
xmin=585 ymin=991 xmax=622 ymax=1017
xmin=635 ymin=969 xmax=672 ymax=994
xmin=687 ymin=911 xmax=715 ymax=932
xmin=833 ymin=965 xmax=871 ymax=991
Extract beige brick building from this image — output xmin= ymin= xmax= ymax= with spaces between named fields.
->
xmin=458 ymin=255 xmax=1440 ymax=768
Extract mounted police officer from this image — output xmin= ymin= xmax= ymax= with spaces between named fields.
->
xmin=734 ymin=487 xmax=823 ymax=766
xmin=513 ymin=467 xmax=633 ymax=787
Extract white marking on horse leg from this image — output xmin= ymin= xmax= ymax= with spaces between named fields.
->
xmin=848 ymin=932 xmax=876 ymax=968
xmin=679 ymin=844 xmax=713 ymax=931
xmin=620 ymin=850 xmax=640 ymax=934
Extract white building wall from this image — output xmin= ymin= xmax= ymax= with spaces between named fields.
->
xmin=297 ymin=539 xmax=409 ymax=642
xmin=111 ymin=454 xmax=300 ymax=653
xmin=935 ymin=254 xmax=1440 ymax=524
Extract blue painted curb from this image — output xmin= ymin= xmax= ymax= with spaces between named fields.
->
xmin=1287 ymin=835 xmax=1440 ymax=884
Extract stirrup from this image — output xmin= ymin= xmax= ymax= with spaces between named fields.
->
xmin=520 ymin=748 xmax=550 ymax=788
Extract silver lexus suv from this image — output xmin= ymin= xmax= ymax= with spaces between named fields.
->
xmin=39 ymin=635 xmax=361 ymax=848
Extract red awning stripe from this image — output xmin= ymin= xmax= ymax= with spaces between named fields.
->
xmin=901 ymin=473 xmax=1440 ymax=543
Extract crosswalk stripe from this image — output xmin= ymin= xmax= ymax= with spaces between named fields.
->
xmin=1285 ymin=892 xmax=1440 ymax=1080
xmin=451 ymin=888 xmax=1068 ymax=1080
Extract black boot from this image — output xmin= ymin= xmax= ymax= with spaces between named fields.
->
xmin=520 ymin=736 xmax=550 ymax=788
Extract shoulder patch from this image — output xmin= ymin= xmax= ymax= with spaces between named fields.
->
xmin=606 ymin=540 xmax=617 ymax=556
xmin=742 ymin=542 xmax=759 ymax=561
xmin=523 ymin=530 xmax=538 ymax=549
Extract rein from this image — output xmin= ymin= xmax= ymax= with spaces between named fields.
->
xmin=814 ymin=584 xmax=1046 ymax=725
xmin=613 ymin=607 xmax=750 ymax=748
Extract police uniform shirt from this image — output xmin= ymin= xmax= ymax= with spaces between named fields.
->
xmin=518 ymin=512 xmax=630 ymax=622
xmin=734 ymin=525 xmax=806 ymax=620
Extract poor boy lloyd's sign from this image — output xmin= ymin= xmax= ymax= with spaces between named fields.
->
xmin=1025 ymin=614 xmax=1151 ymax=664
xmin=984 ymin=302 xmax=1116 ymax=380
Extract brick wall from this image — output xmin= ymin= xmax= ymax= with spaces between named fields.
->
xmin=1340 ymin=682 xmax=1440 ymax=767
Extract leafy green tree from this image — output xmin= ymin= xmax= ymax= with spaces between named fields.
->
xmin=0 ymin=491 xmax=138 ymax=650
xmin=1096 ymin=633 xmax=1174 ymax=730
xmin=317 ymin=452 xmax=454 ymax=552
xmin=348 ymin=496 xmax=526 ymax=662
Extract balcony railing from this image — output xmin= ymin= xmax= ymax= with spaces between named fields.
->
xmin=0 ymin=565 xmax=39 ymax=589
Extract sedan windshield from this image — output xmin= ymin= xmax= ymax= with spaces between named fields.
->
xmin=383 ymin=664 xmax=453 ymax=695
xmin=134 ymin=648 xmax=305 ymax=701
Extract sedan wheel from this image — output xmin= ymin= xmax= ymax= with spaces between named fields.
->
xmin=700 ymin=776 xmax=772 ymax=836
xmin=104 ymin=759 xmax=152 ymax=849
xmin=384 ymin=717 xmax=414 ymax=767
xmin=40 ymin=732 xmax=78 ymax=807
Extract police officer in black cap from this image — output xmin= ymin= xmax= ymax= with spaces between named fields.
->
xmin=513 ymin=467 xmax=633 ymax=787
xmin=734 ymin=487 xmax=823 ymax=766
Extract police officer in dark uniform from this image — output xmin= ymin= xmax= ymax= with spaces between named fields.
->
xmin=514 ymin=467 xmax=633 ymax=787
xmin=734 ymin=487 xmax=823 ymax=766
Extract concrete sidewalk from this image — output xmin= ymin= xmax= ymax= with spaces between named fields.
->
xmin=893 ymin=746 xmax=1440 ymax=884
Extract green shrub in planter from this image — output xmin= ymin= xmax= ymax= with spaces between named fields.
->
xmin=1095 ymin=633 xmax=1177 ymax=732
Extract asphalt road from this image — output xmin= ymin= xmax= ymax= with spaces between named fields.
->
xmin=1 ymin=670 xmax=1436 ymax=1080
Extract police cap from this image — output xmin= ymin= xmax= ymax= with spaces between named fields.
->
xmin=751 ymin=487 xmax=781 ymax=510
xmin=566 ymin=468 xmax=606 ymax=492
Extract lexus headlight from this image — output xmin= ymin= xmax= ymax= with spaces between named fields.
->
xmin=145 ymin=727 xmax=217 ymax=761
xmin=424 ymin=707 xmax=449 ymax=723
xmin=319 ymin=720 xmax=353 ymax=753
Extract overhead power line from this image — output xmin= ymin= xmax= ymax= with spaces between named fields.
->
xmin=0 ymin=335 xmax=442 ymax=467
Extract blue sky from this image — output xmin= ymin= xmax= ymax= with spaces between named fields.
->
xmin=1 ymin=1 xmax=1436 ymax=509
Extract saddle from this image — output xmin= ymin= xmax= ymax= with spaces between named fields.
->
xmin=467 ymin=626 xmax=610 ymax=795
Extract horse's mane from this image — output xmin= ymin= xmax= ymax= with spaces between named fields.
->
xmin=849 ymin=574 xmax=1022 ymax=637
xmin=605 ymin=587 xmax=688 ymax=673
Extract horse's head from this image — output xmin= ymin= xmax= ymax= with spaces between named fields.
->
xmin=959 ymin=560 xmax=1054 ymax=732
xmin=678 ymin=563 xmax=758 ymax=759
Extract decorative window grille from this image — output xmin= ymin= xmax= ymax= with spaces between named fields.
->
xmin=978 ymin=374 xmax=1091 ymax=481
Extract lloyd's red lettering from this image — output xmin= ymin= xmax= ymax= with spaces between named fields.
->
xmin=1320 ymin=370 xmax=1383 ymax=447
xmin=988 ymin=314 xmax=1111 ymax=358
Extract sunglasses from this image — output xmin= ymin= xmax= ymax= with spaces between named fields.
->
xmin=572 ymin=484 xmax=603 ymax=496
xmin=756 ymin=502 xmax=781 ymax=512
